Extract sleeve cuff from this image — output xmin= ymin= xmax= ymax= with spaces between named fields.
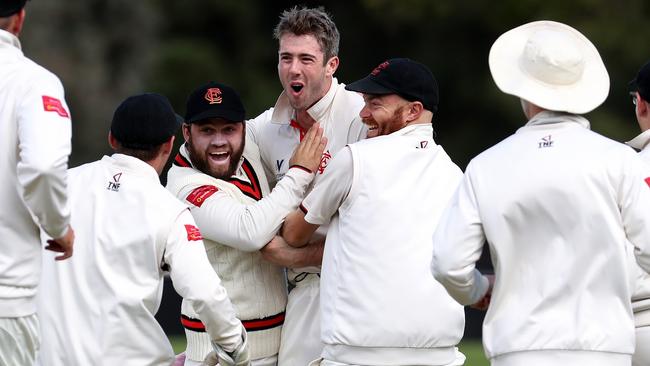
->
xmin=289 ymin=164 xmax=313 ymax=174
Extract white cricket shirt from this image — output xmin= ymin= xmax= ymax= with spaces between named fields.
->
xmin=0 ymin=29 xmax=72 ymax=317
xmin=432 ymin=111 xmax=650 ymax=360
xmin=38 ymin=154 xmax=243 ymax=366
xmin=303 ymin=124 xmax=465 ymax=365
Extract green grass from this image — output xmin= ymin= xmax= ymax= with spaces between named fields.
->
xmin=168 ymin=335 xmax=489 ymax=365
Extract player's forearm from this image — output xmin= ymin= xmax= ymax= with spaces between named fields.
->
xmin=262 ymin=239 xmax=324 ymax=268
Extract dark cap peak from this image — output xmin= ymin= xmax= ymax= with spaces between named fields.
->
xmin=346 ymin=58 xmax=439 ymax=113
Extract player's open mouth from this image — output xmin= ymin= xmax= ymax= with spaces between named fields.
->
xmin=209 ymin=152 xmax=229 ymax=163
xmin=290 ymin=82 xmax=304 ymax=93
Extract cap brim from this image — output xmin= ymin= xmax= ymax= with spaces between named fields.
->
xmin=488 ymin=21 xmax=609 ymax=114
xmin=186 ymin=109 xmax=245 ymax=124
xmin=345 ymin=76 xmax=395 ymax=95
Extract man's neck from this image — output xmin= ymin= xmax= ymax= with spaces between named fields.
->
xmin=294 ymin=110 xmax=317 ymax=131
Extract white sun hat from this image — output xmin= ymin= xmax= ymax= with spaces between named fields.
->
xmin=489 ymin=20 xmax=609 ymax=114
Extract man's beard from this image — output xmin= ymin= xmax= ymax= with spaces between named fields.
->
xmin=186 ymin=134 xmax=245 ymax=180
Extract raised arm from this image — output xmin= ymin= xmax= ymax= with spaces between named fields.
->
xmin=180 ymin=124 xmax=326 ymax=252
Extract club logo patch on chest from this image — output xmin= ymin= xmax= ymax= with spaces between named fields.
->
xmin=318 ymin=150 xmax=332 ymax=174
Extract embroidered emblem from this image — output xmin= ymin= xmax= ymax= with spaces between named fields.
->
xmin=184 ymin=224 xmax=203 ymax=241
xmin=204 ymin=88 xmax=223 ymax=104
xmin=318 ymin=150 xmax=332 ymax=174
xmin=42 ymin=96 xmax=70 ymax=118
xmin=106 ymin=172 xmax=122 ymax=192
xmin=186 ymin=185 xmax=218 ymax=207
xmin=371 ymin=61 xmax=390 ymax=76
xmin=645 ymin=177 xmax=650 ymax=188
xmin=538 ymin=135 xmax=554 ymax=148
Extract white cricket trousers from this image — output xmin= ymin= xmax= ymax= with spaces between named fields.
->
xmin=490 ymin=350 xmax=631 ymax=366
xmin=184 ymin=354 xmax=277 ymax=366
xmin=0 ymin=314 xmax=39 ymax=366
xmin=633 ymin=326 xmax=650 ymax=366
xmin=278 ymin=273 xmax=322 ymax=366
xmin=308 ymin=347 xmax=466 ymax=366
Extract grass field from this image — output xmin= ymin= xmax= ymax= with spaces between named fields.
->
xmin=169 ymin=335 xmax=489 ymax=366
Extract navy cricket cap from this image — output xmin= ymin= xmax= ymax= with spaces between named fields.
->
xmin=185 ymin=81 xmax=246 ymax=123
xmin=346 ymin=58 xmax=439 ymax=113
xmin=630 ymin=60 xmax=650 ymax=102
xmin=0 ymin=0 xmax=27 ymax=17
xmin=110 ymin=93 xmax=182 ymax=150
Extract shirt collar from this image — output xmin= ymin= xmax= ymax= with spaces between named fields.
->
xmin=626 ymin=129 xmax=650 ymax=151
xmin=521 ymin=110 xmax=591 ymax=130
xmin=270 ymin=77 xmax=339 ymax=125
xmin=103 ymin=154 xmax=160 ymax=183
xmin=389 ymin=123 xmax=434 ymax=138
xmin=0 ymin=29 xmax=21 ymax=52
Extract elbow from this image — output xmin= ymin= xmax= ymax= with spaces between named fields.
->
xmin=282 ymin=229 xmax=308 ymax=248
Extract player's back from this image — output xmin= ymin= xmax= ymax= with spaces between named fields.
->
xmin=468 ymin=113 xmax=646 ymax=356
xmin=38 ymin=154 xmax=186 ymax=366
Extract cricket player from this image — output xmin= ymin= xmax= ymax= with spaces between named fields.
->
xmin=166 ymin=82 xmax=326 ymax=366
xmin=0 ymin=1 xmax=74 ymax=364
xmin=281 ymin=58 xmax=466 ymax=366
xmin=626 ymin=59 xmax=650 ymax=366
xmin=37 ymin=93 xmax=248 ymax=366
xmin=247 ymin=7 xmax=366 ymax=365
xmin=431 ymin=21 xmax=650 ymax=366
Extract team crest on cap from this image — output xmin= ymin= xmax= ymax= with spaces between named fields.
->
xmin=204 ymin=88 xmax=223 ymax=104
xmin=371 ymin=61 xmax=390 ymax=76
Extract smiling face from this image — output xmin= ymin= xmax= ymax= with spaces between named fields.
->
xmin=359 ymin=94 xmax=411 ymax=138
xmin=278 ymin=33 xmax=339 ymax=112
xmin=183 ymin=118 xmax=244 ymax=180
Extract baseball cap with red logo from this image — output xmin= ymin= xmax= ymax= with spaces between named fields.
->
xmin=345 ymin=58 xmax=439 ymax=113
xmin=184 ymin=81 xmax=246 ymax=124
xmin=0 ymin=0 xmax=27 ymax=17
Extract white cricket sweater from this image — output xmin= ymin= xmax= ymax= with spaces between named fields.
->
xmin=0 ymin=29 xmax=71 ymax=317
xmin=433 ymin=111 xmax=650 ymax=360
xmin=166 ymin=141 xmax=313 ymax=361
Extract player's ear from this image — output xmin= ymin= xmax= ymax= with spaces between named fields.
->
xmin=325 ymin=56 xmax=339 ymax=77
xmin=108 ymin=132 xmax=119 ymax=150
xmin=406 ymin=101 xmax=424 ymax=122
xmin=182 ymin=123 xmax=191 ymax=143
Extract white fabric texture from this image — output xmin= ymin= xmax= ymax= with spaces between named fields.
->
xmin=37 ymin=154 xmax=243 ymax=366
xmin=0 ymin=314 xmax=39 ymax=366
xmin=432 ymin=111 xmax=650 ymax=360
xmin=247 ymin=78 xmax=366 ymax=364
xmin=304 ymin=124 xmax=465 ymax=365
xmin=0 ymin=29 xmax=71 ymax=318
xmin=167 ymin=139 xmax=313 ymax=361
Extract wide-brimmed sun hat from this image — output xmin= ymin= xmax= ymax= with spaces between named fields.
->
xmin=489 ymin=20 xmax=609 ymax=114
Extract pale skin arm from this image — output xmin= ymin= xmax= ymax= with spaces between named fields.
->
xmin=281 ymin=209 xmax=320 ymax=248
xmin=260 ymin=235 xmax=324 ymax=268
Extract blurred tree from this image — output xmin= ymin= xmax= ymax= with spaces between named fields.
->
xmin=19 ymin=0 xmax=650 ymax=169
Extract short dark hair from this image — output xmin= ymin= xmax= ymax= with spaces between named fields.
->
xmin=273 ymin=6 xmax=340 ymax=64
xmin=113 ymin=140 xmax=166 ymax=162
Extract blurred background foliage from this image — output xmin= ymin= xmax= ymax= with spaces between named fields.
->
xmin=20 ymin=0 xmax=650 ymax=169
